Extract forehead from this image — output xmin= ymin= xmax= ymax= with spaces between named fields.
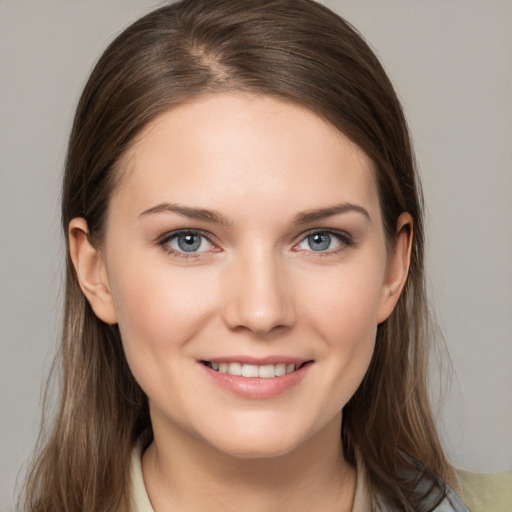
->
xmin=110 ymin=93 xmax=380 ymax=224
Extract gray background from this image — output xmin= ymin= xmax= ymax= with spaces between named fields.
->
xmin=1 ymin=1 xmax=511 ymax=510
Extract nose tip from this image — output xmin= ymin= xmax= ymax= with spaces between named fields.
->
xmin=228 ymin=301 xmax=293 ymax=335
xmin=222 ymin=259 xmax=296 ymax=336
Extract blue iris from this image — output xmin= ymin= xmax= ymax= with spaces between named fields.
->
xmin=307 ymin=233 xmax=331 ymax=251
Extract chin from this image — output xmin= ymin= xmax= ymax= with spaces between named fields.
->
xmin=208 ymin=435 xmax=303 ymax=460
xmin=196 ymin=415 xmax=322 ymax=460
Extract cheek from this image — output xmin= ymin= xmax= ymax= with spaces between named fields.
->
xmin=107 ymin=259 xmax=221 ymax=417
xmin=107 ymin=255 xmax=217 ymax=359
xmin=299 ymin=255 xmax=385 ymax=390
xmin=319 ymin=282 xmax=378 ymax=376
xmin=304 ymin=258 xmax=385 ymax=338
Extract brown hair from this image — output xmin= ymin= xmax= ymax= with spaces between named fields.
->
xmin=24 ymin=1 xmax=453 ymax=511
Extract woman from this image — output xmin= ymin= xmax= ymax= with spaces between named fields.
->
xmin=22 ymin=1 xmax=498 ymax=511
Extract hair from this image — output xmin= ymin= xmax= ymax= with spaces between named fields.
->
xmin=23 ymin=1 xmax=454 ymax=511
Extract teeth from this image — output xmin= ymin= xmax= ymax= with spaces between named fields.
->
xmin=275 ymin=363 xmax=286 ymax=377
xmin=228 ymin=362 xmax=242 ymax=376
xmin=241 ymin=364 xmax=259 ymax=377
xmin=208 ymin=361 xmax=298 ymax=378
xmin=258 ymin=365 xmax=275 ymax=379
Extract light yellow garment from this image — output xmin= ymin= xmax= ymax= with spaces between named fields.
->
xmin=457 ymin=469 xmax=512 ymax=512
xmin=130 ymin=443 xmax=512 ymax=512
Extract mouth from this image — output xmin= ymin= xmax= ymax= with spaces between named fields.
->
xmin=201 ymin=360 xmax=312 ymax=378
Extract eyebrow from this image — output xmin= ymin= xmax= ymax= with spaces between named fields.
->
xmin=139 ymin=202 xmax=370 ymax=226
xmin=139 ymin=202 xmax=232 ymax=227
xmin=294 ymin=203 xmax=371 ymax=224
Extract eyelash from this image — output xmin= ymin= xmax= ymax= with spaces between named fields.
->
xmin=157 ymin=228 xmax=355 ymax=260
xmin=158 ymin=229 xmax=217 ymax=260
xmin=293 ymin=229 xmax=355 ymax=256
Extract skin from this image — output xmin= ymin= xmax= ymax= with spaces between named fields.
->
xmin=69 ymin=93 xmax=412 ymax=512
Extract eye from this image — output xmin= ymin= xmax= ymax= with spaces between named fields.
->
xmin=160 ymin=230 xmax=214 ymax=254
xmin=295 ymin=230 xmax=352 ymax=253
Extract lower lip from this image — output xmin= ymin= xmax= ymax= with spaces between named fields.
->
xmin=200 ymin=362 xmax=312 ymax=399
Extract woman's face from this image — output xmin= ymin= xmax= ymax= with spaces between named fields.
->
xmin=75 ymin=93 xmax=410 ymax=458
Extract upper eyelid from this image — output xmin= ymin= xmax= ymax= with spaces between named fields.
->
xmin=296 ymin=228 xmax=353 ymax=242
xmin=158 ymin=228 xmax=215 ymax=244
xmin=293 ymin=229 xmax=355 ymax=254
xmin=157 ymin=229 xmax=217 ymax=259
xmin=156 ymin=227 xmax=353 ymax=250
xmin=158 ymin=227 xmax=351 ymax=238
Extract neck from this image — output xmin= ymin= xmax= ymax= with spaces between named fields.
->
xmin=142 ymin=415 xmax=356 ymax=512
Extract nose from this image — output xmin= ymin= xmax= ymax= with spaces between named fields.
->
xmin=222 ymin=249 xmax=296 ymax=336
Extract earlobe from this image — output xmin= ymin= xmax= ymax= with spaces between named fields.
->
xmin=377 ymin=212 xmax=413 ymax=324
xmin=68 ymin=218 xmax=118 ymax=324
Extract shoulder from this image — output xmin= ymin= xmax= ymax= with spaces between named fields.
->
xmin=455 ymin=468 xmax=512 ymax=512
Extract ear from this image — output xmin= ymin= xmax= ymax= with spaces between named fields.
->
xmin=68 ymin=218 xmax=118 ymax=324
xmin=377 ymin=212 xmax=413 ymax=324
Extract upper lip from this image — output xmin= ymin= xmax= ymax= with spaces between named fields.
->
xmin=200 ymin=356 xmax=312 ymax=366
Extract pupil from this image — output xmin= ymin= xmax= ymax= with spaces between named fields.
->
xmin=178 ymin=234 xmax=201 ymax=252
xmin=309 ymin=233 xmax=330 ymax=251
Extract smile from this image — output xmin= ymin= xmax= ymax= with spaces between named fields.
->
xmin=200 ymin=359 xmax=313 ymax=399
xmin=202 ymin=361 xmax=308 ymax=378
